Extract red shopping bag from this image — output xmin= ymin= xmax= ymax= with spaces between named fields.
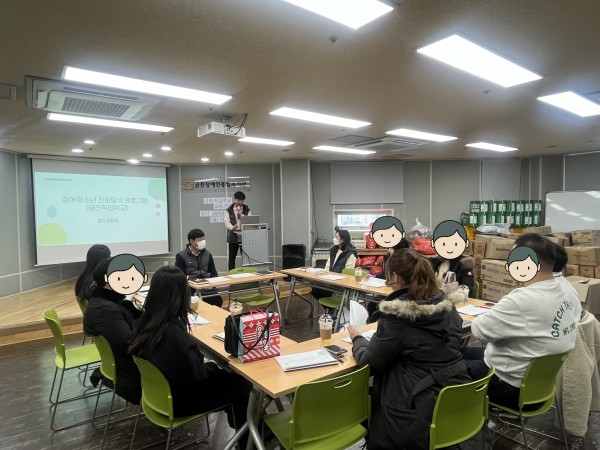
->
xmin=237 ymin=311 xmax=280 ymax=363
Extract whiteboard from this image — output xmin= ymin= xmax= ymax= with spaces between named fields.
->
xmin=330 ymin=162 xmax=404 ymax=204
xmin=545 ymin=191 xmax=600 ymax=232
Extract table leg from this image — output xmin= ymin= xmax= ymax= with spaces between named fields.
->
xmin=272 ymin=279 xmax=283 ymax=326
xmin=284 ymin=276 xmax=296 ymax=324
xmin=246 ymin=389 xmax=267 ymax=450
xmin=334 ymin=289 xmax=350 ymax=332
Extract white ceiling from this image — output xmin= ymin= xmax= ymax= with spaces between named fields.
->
xmin=2 ymin=0 xmax=600 ymax=165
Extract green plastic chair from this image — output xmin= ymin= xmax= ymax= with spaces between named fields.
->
xmin=229 ymin=266 xmax=275 ymax=308
xmin=92 ymin=335 xmax=129 ymax=449
xmin=490 ymin=351 xmax=570 ymax=449
xmin=264 ymin=364 xmax=370 ymax=449
xmin=75 ymin=295 xmax=88 ymax=314
xmin=43 ymin=309 xmax=101 ymax=431
xmin=130 ymin=356 xmax=223 ymax=450
xmin=472 ymin=280 xmax=479 ymax=299
xmin=317 ymin=268 xmax=356 ymax=311
xmin=429 ymin=367 xmax=495 ymax=449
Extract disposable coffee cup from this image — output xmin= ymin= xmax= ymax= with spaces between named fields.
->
xmin=318 ymin=314 xmax=333 ymax=345
xmin=230 ymin=301 xmax=243 ymax=316
xmin=190 ymin=295 xmax=200 ymax=311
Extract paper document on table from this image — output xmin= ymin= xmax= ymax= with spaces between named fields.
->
xmin=138 ymin=286 xmax=150 ymax=292
xmin=320 ymin=274 xmax=345 ymax=281
xmin=305 ymin=268 xmax=325 ymax=273
xmin=349 ymin=300 xmax=368 ymax=329
xmin=457 ymin=305 xmax=490 ymax=316
xmin=362 ymin=277 xmax=387 ymax=288
xmin=206 ymin=276 xmax=231 ymax=283
xmin=228 ymin=273 xmax=255 ymax=279
xmin=275 ymin=349 xmax=339 ymax=372
xmin=188 ymin=314 xmax=210 ymax=326
xmin=342 ymin=329 xmax=376 ymax=343
xmin=213 ymin=332 xmax=225 ymax=341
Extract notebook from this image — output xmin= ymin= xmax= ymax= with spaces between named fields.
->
xmin=213 ymin=331 xmax=225 ymax=341
xmin=342 ymin=329 xmax=376 ymax=344
xmin=275 ymin=349 xmax=339 ymax=372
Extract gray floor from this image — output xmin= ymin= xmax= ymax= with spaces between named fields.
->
xmin=0 ymin=295 xmax=597 ymax=449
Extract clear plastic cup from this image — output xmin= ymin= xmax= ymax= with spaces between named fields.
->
xmin=229 ymin=301 xmax=244 ymax=315
xmin=318 ymin=314 xmax=333 ymax=345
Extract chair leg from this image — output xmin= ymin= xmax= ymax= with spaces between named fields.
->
xmin=165 ymin=424 xmax=173 ymax=450
xmin=92 ymin=381 xmax=104 ymax=426
xmin=518 ymin=410 xmax=530 ymax=450
xmin=129 ymin=403 xmax=142 ymax=450
xmin=48 ymin=367 xmax=60 ymax=404
xmin=555 ymin=396 xmax=569 ymax=450
xmin=101 ymin=390 xmax=117 ymax=449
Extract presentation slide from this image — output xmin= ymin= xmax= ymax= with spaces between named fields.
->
xmin=32 ymin=158 xmax=169 ymax=265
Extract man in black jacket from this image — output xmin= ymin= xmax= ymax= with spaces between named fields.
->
xmin=175 ymin=228 xmax=222 ymax=306
xmin=83 ymin=257 xmax=142 ymax=404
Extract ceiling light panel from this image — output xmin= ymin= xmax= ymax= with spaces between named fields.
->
xmin=270 ymin=107 xmax=370 ymax=128
xmin=63 ymin=66 xmax=232 ymax=105
xmin=47 ymin=113 xmax=173 ymax=132
xmin=417 ymin=35 xmax=542 ymax=88
xmin=537 ymin=92 xmax=600 ymax=117
xmin=386 ymin=128 xmax=457 ymax=142
xmin=239 ymin=136 xmax=294 ymax=146
xmin=466 ymin=142 xmax=518 ymax=152
xmin=283 ymin=0 xmax=393 ymax=29
xmin=313 ymin=145 xmax=375 ymax=155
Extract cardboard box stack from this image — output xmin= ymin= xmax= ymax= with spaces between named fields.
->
xmin=472 ymin=235 xmax=519 ymax=301
xmin=566 ymin=230 xmax=600 ymax=281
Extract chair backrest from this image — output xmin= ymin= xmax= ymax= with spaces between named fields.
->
xmin=290 ymin=364 xmax=370 ymax=445
xmin=133 ymin=355 xmax=174 ymax=421
xmin=472 ymin=280 xmax=480 ymax=299
xmin=93 ymin=335 xmax=117 ymax=383
xmin=342 ymin=268 xmax=356 ymax=276
xmin=519 ymin=351 xmax=570 ymax=411
xmin=229 ymin=266 xmax=259 ymax=292
xmin=42 ymin=309 xmax=67 ymax=365
xmin=430 ymin=367 xmax=495 ymax=450
xmin=75 ymin=296 xmax=88 ymax=314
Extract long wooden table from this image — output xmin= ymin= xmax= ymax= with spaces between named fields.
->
xmin=188 ymin=271 xmax=287 ymax=321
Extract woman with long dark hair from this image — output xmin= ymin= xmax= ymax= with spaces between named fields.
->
xmin=312 ymin=228 xmax=357 ymax=301
xmin=129 ymin=266 xmax=251 ymax=433
xmin=74 ymin=244 xmax=111 ymax=300
xmin=348 ymin=249 xmax=469 ymax=449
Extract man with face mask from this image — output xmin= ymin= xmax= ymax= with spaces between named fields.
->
xmin=175 ymin=228 xmax=221 ymax=306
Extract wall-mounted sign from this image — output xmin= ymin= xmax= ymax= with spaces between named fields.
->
xmin=182 ymin=176 xmax=251 ymax=191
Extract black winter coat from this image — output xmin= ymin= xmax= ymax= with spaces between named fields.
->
xmin=352 ymin=288 xmax=469 ymax=450
xmin=83 ymin=287 xmax=142 ymax=404
xmin=431 ymin=255 xmax=475 ymax=297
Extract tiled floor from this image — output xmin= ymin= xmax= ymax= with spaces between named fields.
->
xmin=0 ymin=295 xmax=597 ymax=449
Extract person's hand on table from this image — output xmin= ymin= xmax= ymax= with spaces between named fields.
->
xmin=348 ymin=324 xmax=362 ymax=340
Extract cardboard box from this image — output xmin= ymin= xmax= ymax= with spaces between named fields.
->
xmin=580 ymin=265 xmax=595 ymax=279
xmin=524 ymin=225 xmax=553 ymax=235
xmin=481 ymin=259 xmax=518 ymax=286
xmin=499 ymin=232 xmax=522 ymax=240
xmin=481 ymin=280 xmax=517 ymax=302
xmin=473 ymin=241 xmax=486 ymax=258
xmin=578 ymin=247 xmax=600 ymax=266
xmin=545 ymin=235 xmax=563 ymax=245
xmin=572 ymin=230 xmax=600 ymax=244
xmin=566 ymin=275 xmax=600 ymax=315
xmin=595 ymin=266 xmax=600 ymax=279
xmin=565 ymin=264 xmax=579 ymax=277
xmin=463 ymin=240 xmax=474 ymax=256
xmin=565 ymin=247 xmax=580 ymax=265
xmin=485 ymin=237 xmax=515 ymax=260
xmin=550 ymin=232 xmax=571 ymax=247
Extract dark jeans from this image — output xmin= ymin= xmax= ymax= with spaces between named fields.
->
xmin=461 ymin=346 xmax=522 ymax=410
xmin=228 ymin=242 xmax=241 ymax=271
xmin=200 ymin=288 xmax=223 ymax=308
xmin=311 ymin=286 xmax=334 ymax=301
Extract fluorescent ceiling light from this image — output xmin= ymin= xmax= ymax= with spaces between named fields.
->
xmin=270 ymin=107 xmax=370 ymax=128
xmin=224 ymin=151 xmax=234 ymax=156
xmin=313 ymin=145 xmax=375 ymax=155
xmin=48 ymin=113 xmax=173 ymax=132
xmin=417 ymin=35 xmax=542 ymax=88
xmin=71 ymin=148 xmax=84 ymax=153
xmin=283 ymin=0 xmax=392 ymax=30
xmin=386 ymin=128 xmax=457 ymax=142
xmin=84 ymin=139 xmax=95 ymax=145
xmin=127 ymin=159 xmax=139 ymax=164
xmin=63 ymin=66 xmax=231 ymax=105
xmin=201 ymin=157 xmax=209 ymax=162
xmin=239 ymin=136 xmax=294 ymax=146
xmin=537 ymin=91 xmax=600 ymax=117
xmin=160 ymin=146 xmax=172 ymax=151
xmin=466 ymin=142 xmax=518 ymax=152
xmin=142 ymin=153 xmax=153 ymax=158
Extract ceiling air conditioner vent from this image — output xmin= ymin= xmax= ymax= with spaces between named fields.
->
xmin=349 ymin=136 xmax=427 ymax=151
xmin=25 ymin=76 xmax=162 ymax=121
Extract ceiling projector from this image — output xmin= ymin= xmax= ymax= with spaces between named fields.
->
xmin=197 ymin=121 xmax=246 ymax=139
